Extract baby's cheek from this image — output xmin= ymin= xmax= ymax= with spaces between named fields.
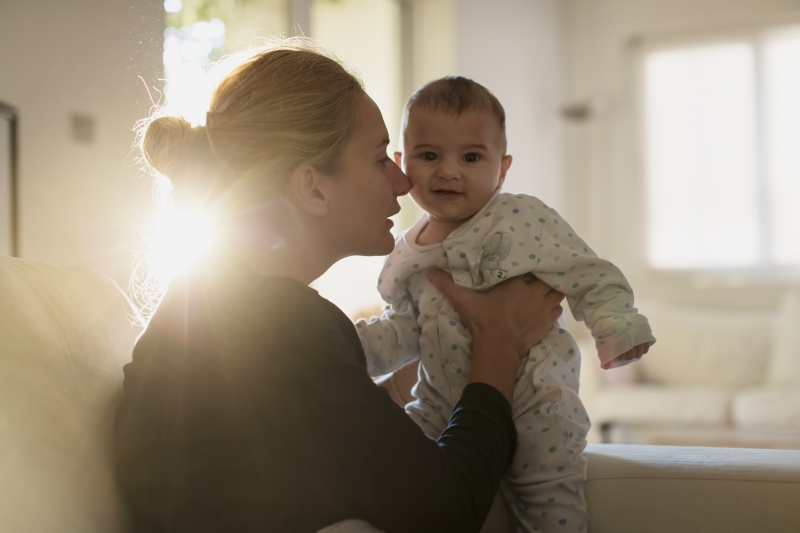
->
xmin=408 ymin=187 xmax=432 ymax=210
xmin=409 ymin=188 xmax=445 ymax=213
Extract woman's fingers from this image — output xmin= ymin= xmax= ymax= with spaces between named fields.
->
xmin=530 ymin=278 xmax=565 ymax=309
xmin=428 ymin=269 xmax=566 ymax=358
xmin=427 ymin=268 xmax=475 ymax=319
xmin=427 ymin=268 xmax=462 ymax=304
xmin=526 ymin=276 xmax=556 ymax=297
xmin=526 ymin=276 xmax=564 ymax=326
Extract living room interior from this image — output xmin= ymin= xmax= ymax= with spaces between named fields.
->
xmin=2 ymin=0 xmax=800 ymax=531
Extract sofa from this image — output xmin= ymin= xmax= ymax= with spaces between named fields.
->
xmin=578 ymin=295 xmax=800 ymax=449
xmin=2 ymin=254 xmax=800 ymax=532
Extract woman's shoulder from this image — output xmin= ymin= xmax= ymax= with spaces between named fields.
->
xmin=144 ymin=266 xmax=364 ymax=366
xmin=158 ymin=268 xmax=327 ymax=328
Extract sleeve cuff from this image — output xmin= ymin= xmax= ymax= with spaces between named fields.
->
xmin=595 ymin=325 xmax=657 ymax=365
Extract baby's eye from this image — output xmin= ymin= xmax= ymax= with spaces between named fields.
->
xmin=422 ymin=152 xmax=438 ymax=161
xmin=463 ymin=153 xmax=480 ymax=163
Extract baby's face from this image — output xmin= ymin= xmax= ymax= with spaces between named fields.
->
xmin=397 ymin=109 xmax=512 ymax=225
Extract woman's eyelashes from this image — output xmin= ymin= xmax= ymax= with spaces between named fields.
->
xmin=378 ymin=156 xmax=392 ymax=167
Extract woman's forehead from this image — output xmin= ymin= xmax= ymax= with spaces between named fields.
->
xmin=352 ymin=95 xmax=390 ymax=148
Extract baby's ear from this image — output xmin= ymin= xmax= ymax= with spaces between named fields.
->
xmin=499 ymin=155 xmax=513 ymax=183
xmin=394 ymin=151 xmax=403 ymax=167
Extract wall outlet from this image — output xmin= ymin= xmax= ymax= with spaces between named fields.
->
xmin=70 ymin=113 xmax=95 ymax=143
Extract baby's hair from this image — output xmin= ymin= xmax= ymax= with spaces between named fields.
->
xmin=401 ymin=76 xmax=506 ymax=144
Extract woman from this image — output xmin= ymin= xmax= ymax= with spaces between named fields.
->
xmin=114 ymin=40 xmax=564 ymax=533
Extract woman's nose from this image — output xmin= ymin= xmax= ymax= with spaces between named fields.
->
xmin=390 ymin=162 xmax=411 ymax=197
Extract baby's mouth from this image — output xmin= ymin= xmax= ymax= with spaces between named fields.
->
xmin=431 ymin=189 xmax=464 ymax=200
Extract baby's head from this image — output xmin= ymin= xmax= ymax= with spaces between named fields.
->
xmin=395 ymin=76 xmax=512 ymax=225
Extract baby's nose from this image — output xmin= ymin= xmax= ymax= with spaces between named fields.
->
xmin=436 ymin=159 xmax=460 ymax=179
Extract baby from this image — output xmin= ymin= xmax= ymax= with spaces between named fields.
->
xmin=355 ymin=77 xmax=655 ymax=532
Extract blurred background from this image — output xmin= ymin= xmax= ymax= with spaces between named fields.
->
xmin=1 ymin=0 xmax=800 ymax=448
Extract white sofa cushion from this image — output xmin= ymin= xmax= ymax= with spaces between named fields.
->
xmin=637 ymin=301 xmax=772 ymax=388
xmin=593 ymin=385 xmax=731 ymax=425
xmin=585 ymin=444 xmax=800 ymax=532
xmin=733 ymin=387 xmax=800 ymax=429
xmin=0 ymin=256 xmax=141 ymax=533
xmin=767 ymin=288 xmax=800 ymax=387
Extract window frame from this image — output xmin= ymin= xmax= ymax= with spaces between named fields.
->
xmin=631 ymin=17 xmax=800 ymax=286
xmin=0 ymin=102 xmax=18 ymax=258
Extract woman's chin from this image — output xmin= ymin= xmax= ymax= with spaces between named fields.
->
xmin=370 ymin=232 xmax=396 ymax=256
xmin=378 ymin=238 xmax=396 ymax=256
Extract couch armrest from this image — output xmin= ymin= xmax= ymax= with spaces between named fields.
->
xmin=585 ymin=444 xmax=800 ymax=532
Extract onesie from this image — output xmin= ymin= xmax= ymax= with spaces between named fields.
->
xmin=356 ymin=191 xmax=656 ymax=532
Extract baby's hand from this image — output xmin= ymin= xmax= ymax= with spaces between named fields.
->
xmin=602 ymin=342 xmax=653 ymax=370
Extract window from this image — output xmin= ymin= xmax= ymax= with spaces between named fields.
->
xmin=643 ymin=25 xmax=800 ymax=272
xmin=0 ymin=103 xmax=17 ymax=257
xmin=309 ymin=0 xmax=406 ymax=318
xmin=149 ymin=0 xmax=287 ymax=292
xmin=151 ymin=0 xmax=408 ymax=319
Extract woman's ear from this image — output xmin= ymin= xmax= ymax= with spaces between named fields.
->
xmin=289 ymin=163 xmax=329 ymax=218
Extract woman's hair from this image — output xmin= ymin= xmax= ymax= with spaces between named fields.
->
xmin=131 ymin=38 xmax=364 ymax=323
xmin=141 ymin=38 xmax=364 ymax=213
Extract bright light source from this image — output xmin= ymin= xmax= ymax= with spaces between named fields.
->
xmin=209 ymin=18 xmax=226 ymax=40
xmin=151 ymin=201 xmax=215 ymax=288
xmin=164 ymin=0 xmax=182 ymax=14
xmin=192 ymin=21 xmax=212 ymax=41
xmin=162 ymin=20 xmax=226 ymax=126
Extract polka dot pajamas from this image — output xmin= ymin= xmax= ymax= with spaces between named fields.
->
xmin=355 ymin=191 xmax=655 ymax=532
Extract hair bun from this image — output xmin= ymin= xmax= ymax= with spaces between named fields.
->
xmin=141 ymin=115 xmax=210 ymax=182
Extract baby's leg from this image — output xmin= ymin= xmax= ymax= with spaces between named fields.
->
xmin=503 ymin=331 xmax=590 ymax=532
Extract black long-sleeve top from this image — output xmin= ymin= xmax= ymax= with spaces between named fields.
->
xmin=114 ymin=265 xmax=516 ymax=533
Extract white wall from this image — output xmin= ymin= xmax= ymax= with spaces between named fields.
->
xmin=0 ymin=0 xmax=163 ymax=285
xmin=564 ymin=0 xmax=800 ymax=310
xmin=455 ymin=0 xmax=567 ymax=210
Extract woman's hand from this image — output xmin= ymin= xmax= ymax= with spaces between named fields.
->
xmin=428 ymin=269 xmax=564 ymax=358
xmin=428 ymin=269 xmax=564 ymax=403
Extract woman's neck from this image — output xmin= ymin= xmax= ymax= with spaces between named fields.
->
xmin=249 ymin=245 xmax=334 ymax=286
xmin=211 ymin=205 xmax=338 ymax=286
xmin=215 ymin=237 xmax=335 ymax=286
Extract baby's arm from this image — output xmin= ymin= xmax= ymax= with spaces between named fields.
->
xmin=533 ymin=208 xmax=655 ymax=367
xmin=355 ymin=291 xmax=421 ymax=378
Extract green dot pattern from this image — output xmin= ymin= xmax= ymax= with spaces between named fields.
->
xmin=367 ymin=193 xmax=628 ymax=526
